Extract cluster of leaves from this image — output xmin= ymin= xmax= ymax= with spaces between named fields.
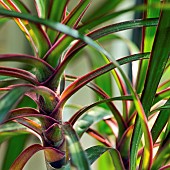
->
xmin=0 ymin=0 xmax=169 ymax=170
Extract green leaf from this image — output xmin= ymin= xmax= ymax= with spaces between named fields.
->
xmin=142 ymin=5 xmax=170 ymax=115
xmin=34 ymin=0 xmax=50 ymax=19
xmin=46 ymin=0 xmax=68 ymax=43
xmin=135 ymin=0 xmax=161 ymax=94
xmin=98 ymin=34 xmax=140 ymax=54
xmin=109 ymin=149 xmax=126 ymax=170
xmin=0 ymin=9 xmax=155 ymax=75
xmin=144 ymin=0 xmax=161 ymax=52
xmin=0 ymin=8 xmax=117 ymax=60
xmin=151 ymin=104 xmax=170 ymax=114
xmin=0 ymin=77 xmax=25 ymax=88
xmin=0 ymin=86 xmax=32 ymax=123
xmin=73 ymin=107 xmax=112 ymax=138
xmin=0 ymin=122 xmax=29 ymax=144
xmin=151 ymin=99 xmax=170 ymax=144
xmin=86 ymin=145 xmax=110 ymax=165
xmin=2 ymin=134 xmax=28 ymax=170
xmin=127 ymin=89 xmax=153 ymax=170
xmin=90 ymin=34 xmax=138 ymax=120
xmin=1 ymin=85 xmax=58 ymax=117
xmin=66 ymin=76 xmax=130 ymax=139
xmin=55 ymin=53 xmax=149 ymax=137
xmin=159 ymin=165 xmax=170 ymax=170
xmin=63 ymin=123 xmax=91 ymax=170
xmin=60 ymin=163 xmax=70 ymax=170
xmin=151 ymin=131 xmax=170 ymax=170
xmin=0 ymin=16 xmax=8 ymax=27
xmin=130 ymin=2 xmax=170 ymax=169
xmin=86 ymin=145 xmax=125 ymax=170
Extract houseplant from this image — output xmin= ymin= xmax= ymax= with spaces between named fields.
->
xmin=0 ymin=0 xmax=169 ymax=169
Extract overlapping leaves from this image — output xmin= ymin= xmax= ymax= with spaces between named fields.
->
xmin=0 ymin=0 xmax=169 ymax=170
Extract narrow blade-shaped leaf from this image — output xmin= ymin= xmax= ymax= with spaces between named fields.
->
xmin=62 ymin=0 xmax=91 ymax=28
xmin=151 ymin=130 xmax=170 ymax=170
xmin=34 ymin=0 xmax=50 ymax=19
xmin=86 ymin=47 xmax=113 ymax=110
xmin=117 ymin=125 xmax=134 ymax=161
xmin=2 ymin=134 xmax=28 ymax=170
xmin=151 ymin=99 xmax=170 ymax=144
xmin=0 ymin=9 xmax=152 ymax=78
xmin=0 ymin=9 xmax=155 ymax=170
xmin=47 ymin=0 xmax=68 ymax=43
xmin=63 ymin=122 xmax=91 ymax=170
xmin=135 ymin=0 xmax=160 ymax=94
xmin=67 ymin=18 xmax=158 ymax=58
xmin=78 ymin=4 xmax=159 ymax=32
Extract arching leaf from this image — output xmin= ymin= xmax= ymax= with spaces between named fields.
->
xmin=86 ymin=145 xmax=125 ymax=170
xmin=0 ymin=54 xmax=54 ymax=82
xmin=73 ymin=107 xmax=112 ymax=138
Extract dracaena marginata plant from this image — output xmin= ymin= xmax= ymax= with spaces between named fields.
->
xmin=0 ymin=0 xmax=170 ymax=170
